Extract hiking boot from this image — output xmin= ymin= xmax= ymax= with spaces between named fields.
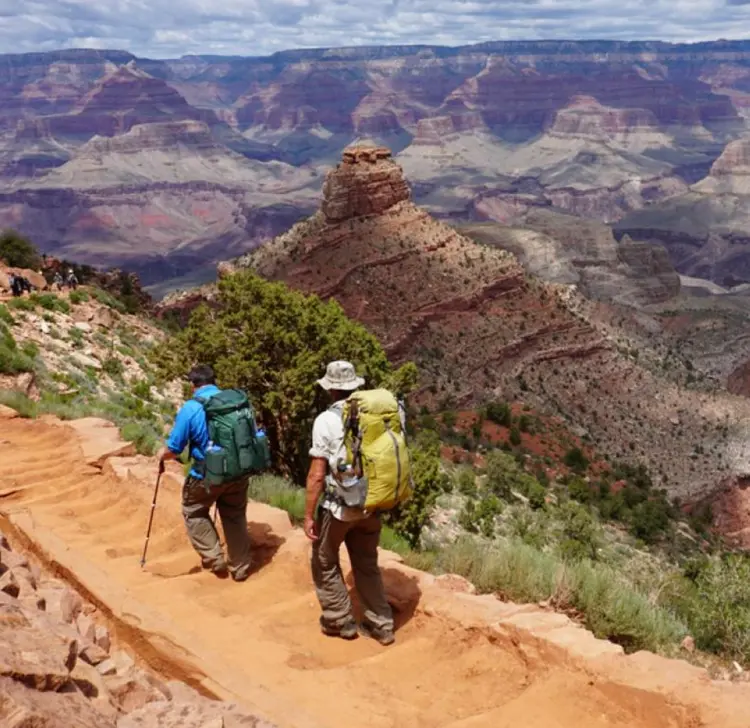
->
xmin=359 ymin=622 xmax=395 ymax=646
xmin=201 ymin=558 xmax=229 ymax=578
xmin=320 ymin=618 xmax=358 ymax=640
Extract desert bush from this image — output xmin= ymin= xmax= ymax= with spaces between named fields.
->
xmin=564 ymin=447 xmax=589 ymax=473
xmin=102 ymin=356 xmax=125 ymax=378
xmin=91 ymin=287 xmax=126 ymax=314
xmin=485 ymin=450 xmax=540 ymax=501
xmin=667 ymin=555 xmax=750 ymax=664
xmin=484 ymin=400 xmax=512 ymax=427
xmin=7 ymin=297 xmax=35 ymax=312
xmin=454 ymin=466 xmax=477 ymax=496
xmin=69 ymin=290 xmax=90 ymax=305
xmin=30 ymin=293 xmax=69 ymax=314
xmin=120 ymin=421 xmax=160 ymax=455
xmin=0 ymin=304 xmax=13 ymax=325
xmin=0 ymin=322 xmax=34 ymax=375
xmin=247 ymin=474 xmax=305 ymax=525
xmin=0 ymin=230 xmax=41 ymax=269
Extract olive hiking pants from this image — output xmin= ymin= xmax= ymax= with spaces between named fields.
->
xmin=182 ymin=475 xmax=252 ymax=580
xmin=311 ymin=508 xmax=394 ymax=631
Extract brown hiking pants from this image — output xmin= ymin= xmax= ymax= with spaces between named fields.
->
xmin=182 ymin=475 xmax=252 ymax=580
xmin=311 ymin=508 xmax=394 ymax=631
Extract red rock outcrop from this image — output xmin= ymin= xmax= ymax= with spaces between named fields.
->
xmin=321 ymin=146 xmax=410 ymax=222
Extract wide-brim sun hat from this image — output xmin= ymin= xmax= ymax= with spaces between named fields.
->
xmin=317 ymin=360 xmax=365 ymax=391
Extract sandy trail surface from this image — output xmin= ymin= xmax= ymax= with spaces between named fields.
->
xmin=0 ymin=413 xmax=748 ymax=728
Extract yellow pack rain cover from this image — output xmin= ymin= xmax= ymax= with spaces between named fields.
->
xmin=343 ymin=389 xmax=412 ymax=511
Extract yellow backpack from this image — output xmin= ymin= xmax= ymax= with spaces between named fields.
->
xmin=340 ymin=389 xmax=412 ymax=512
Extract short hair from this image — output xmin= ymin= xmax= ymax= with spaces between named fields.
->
xmin=187 ymin=365 xmax=215 ymax=388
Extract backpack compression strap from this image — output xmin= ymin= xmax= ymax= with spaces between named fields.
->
xmin=343 ymin=400 xmax=364 ymax=479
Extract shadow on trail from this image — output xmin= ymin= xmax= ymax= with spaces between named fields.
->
xmin=347 ymin=567 xmax=422 ymax=633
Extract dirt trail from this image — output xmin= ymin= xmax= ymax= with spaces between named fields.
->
xmin=0 ymin=414 xmax=748 ymax=728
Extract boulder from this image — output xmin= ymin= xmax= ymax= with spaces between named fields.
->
xmin=37 ymin=585 xmax=84 ymax=624
xmin=0 ymin=570 xmax=20 ymax=598
xmin=95 ymin=625 xmax=112 ymax=654
xmin=117 ymin=680 xmax=276 ymax=728
xmin=0 ymin=549 xmax=29 ymax=571
xmin=104 ymin=673 xmax=164 ymax=713
xmin=73 ymin=322 xmax=92 ymax=333
xmin=76 ymin=613 xmax=97 ymax=644
xmin=0 ymin=676 xmax=116 ymax=728
xmin=0 ymin=610 xmax=77 ymax=690
xmin=71 ymin=353 xmax=102 ymax=371
xmin=80 ymin=642 xmax=109 ymax=666
xmin=96 ymin=650 xmax=134 ymax=678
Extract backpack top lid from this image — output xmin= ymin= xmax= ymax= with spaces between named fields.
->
xmin=195 ymin=388 xmax=250 ymax=416
xmin=345 ymin=388 xmax=399 ymax=416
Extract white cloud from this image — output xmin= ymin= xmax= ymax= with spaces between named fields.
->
xmin=0 ymin=0 xmax=749 ymax=57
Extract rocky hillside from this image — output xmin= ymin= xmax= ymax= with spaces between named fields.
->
xmin=205 ymin=146 xmax=750 ymax=504
xmin=0 ymin=523 xmax=273 ymax=727
xmin=1 ymin=42 xmax=749 ymax=290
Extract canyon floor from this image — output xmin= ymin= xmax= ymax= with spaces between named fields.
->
xmin=1 ymin=408 xmax=749 ymax=728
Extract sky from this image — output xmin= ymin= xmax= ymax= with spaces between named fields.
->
xmin=0 ymin=0 xmax=749 ymax=58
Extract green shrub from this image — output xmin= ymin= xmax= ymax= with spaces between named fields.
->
xmin=0 ymin=230 xmax=41 ymax=269
xmin=509 ymin=426 xmax=522 ymax=446
xmin=120 ymin=421 xmax=159 ymax=455
xmin=559 ymin=501 xmax=600 ymax=561
xmin=132 ymin=379 xmax=153 ymax=401
xmin=30 ymin=293 xmax=69 ymax=314
xmin=387 ymin=430 xmax=442 ymax=547
xmin=68 ymin=327 xmax=85 ymax=348
xmin=91 ymin=288 xmax=126 ymax=314
xmin=0 ymin=304 xmax=13 ymax=325
xmin=567 ymin=476 xmax=592 ymax=504
xmin=21 ymin=341 xmax=39 ymax=360
xmin=102 ymin=356 xmax=125 ymax=377
xmin=668 ymin=555 xmax=750 ymax=663
xmin=455 ymin=466 xmax=477 ymax=496
xmin=485 ymin=450 xmax=540 ymax=501
xmin=484 ymin=401 xmax=512 ymax=427
xmin=69 ymin=290 xmax=90 ymax=305
xmin=527 ymin=481 xmax=547 ymax=510
xmin=7 ymin=297 xmax=35 ymax=312
xmin=247 ymin=474 xmax=305 ymax=525
xmin=629 ymin=499 xmax=672 ymax=544
xmin=564 ymin=447 xmax=590 ymax=473
xmin=0 ymin=390 xmax=37 ymax=417
xmin=0 ymin=323 xmax=34 ymax=374
xmin=379 ymin=525 xmax=412 ymax=557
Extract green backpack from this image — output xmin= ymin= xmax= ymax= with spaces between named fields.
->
xmin=195 ymin=389 xmax=271 ymax=486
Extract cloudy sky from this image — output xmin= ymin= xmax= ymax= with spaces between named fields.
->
xmin=1 ymin=0 xmax=749 ymax=58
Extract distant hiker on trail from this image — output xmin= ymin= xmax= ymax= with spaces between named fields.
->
xmin=304 ymin=360 xmax=412 ymax=646
xmin=53 ymin=271 xmax=63 ymax=291
xmin=65 ymin=268 xmax=78 ymax=290
xmin=157 ymin=365 xmax=270 ymax=582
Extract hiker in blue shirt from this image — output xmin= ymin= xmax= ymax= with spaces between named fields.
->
xmin=158 ymin=365 xmax=252 ymax=581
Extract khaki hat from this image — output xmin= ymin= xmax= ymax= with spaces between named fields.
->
xmin=316 ymin=360 xmax=365 ymax=391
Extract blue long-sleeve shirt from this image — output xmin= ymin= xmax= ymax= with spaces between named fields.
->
xmin=165 ymin=384 xmax=220 ymax=479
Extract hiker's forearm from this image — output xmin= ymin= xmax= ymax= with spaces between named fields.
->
xmin=305 ymin=458 xmax=327 ymax=518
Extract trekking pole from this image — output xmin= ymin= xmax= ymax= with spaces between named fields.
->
xmin=140 ymin=471 xmax=163 ymax=568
